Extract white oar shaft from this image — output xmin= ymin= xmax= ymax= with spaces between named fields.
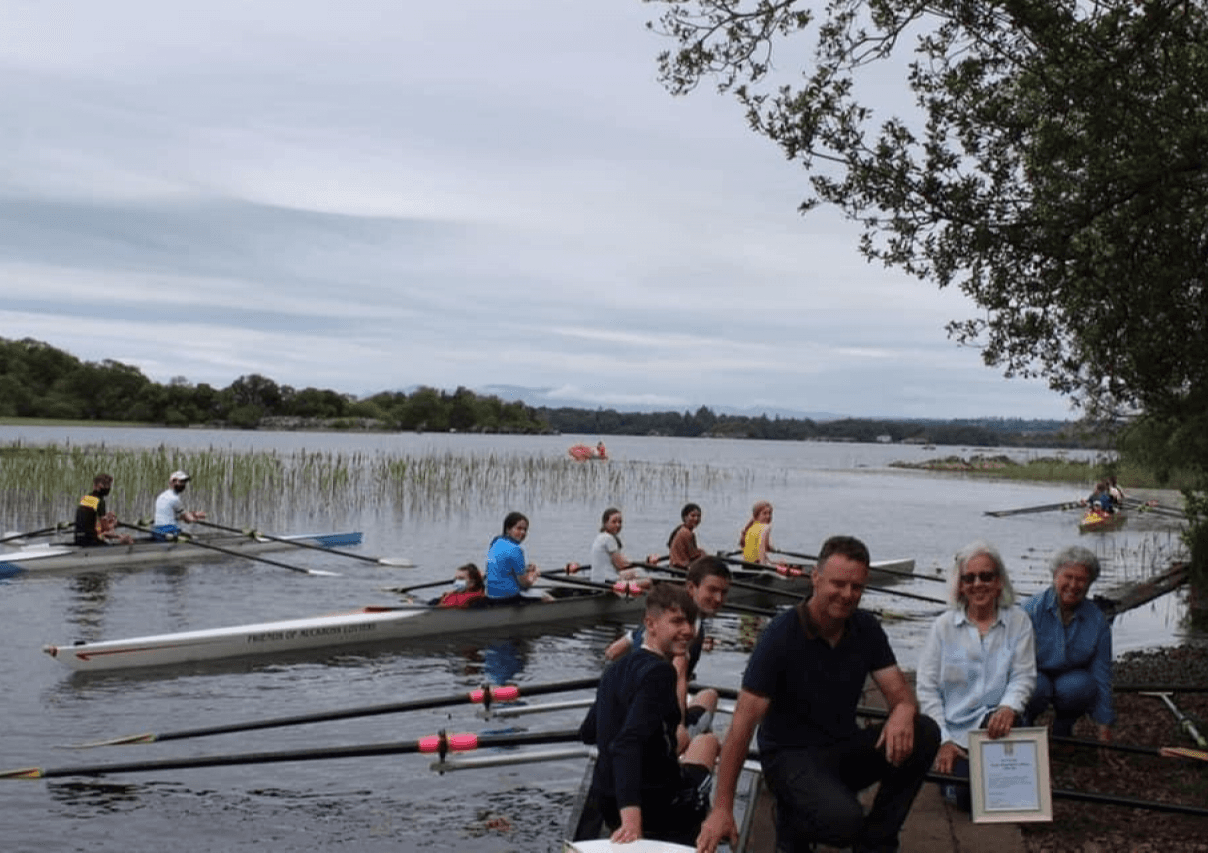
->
xmin=489 ymin=698 xmax=594 ymax=718
xmin=430 ymin=746 xmax=594 ymax=773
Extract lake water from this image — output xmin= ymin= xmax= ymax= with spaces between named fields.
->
xmin=0 ymin=427 xmax=1195 ymax=852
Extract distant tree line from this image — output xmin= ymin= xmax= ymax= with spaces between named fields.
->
xmin=0 ymin=337 xmax=543 ymax=433
xmin=0 ymin=337 xmax=1100 ymax=446
xmin=535 ymin=407 xmax=1097 ymax=448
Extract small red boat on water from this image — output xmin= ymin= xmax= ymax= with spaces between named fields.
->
xmin=568 ymin=441 xmax=607 ymax=461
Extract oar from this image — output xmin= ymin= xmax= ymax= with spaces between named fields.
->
xmin=1142 ymin=691 xmax=1208 ymax=748
xmin=773 ymin=549 xmax=944 ymax=584
xmin=117 ymin=522 xmax=341 ymax=578
xmin=381 ymin=578 xmax=457 ymax=596
xmin=0 ymin=523 xmax=70 ymax=545
xmin=983 ymin=500 xmax=1085 ymax=517
xmin=715 ymin=555 xmax=945 ymax=605
xmin=771 ymin=548 xmax=819 ymax=562
xmin=62 ymin=677 xmax=601 ymax=748
xmin=3 ymin=729 xmax=582 ymax=779
xmin=195 ymin=519 xmax=413 ymax=567
xmin=922 ymin=771 xmax=1208 ymax=816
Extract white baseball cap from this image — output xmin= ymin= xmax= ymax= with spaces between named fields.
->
xmin=170 ymin=470 xmax=191 ymax=482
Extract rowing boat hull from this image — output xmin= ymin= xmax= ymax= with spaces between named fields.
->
xmin=44 ymin=588 xmax=649 ymax=672
xmin=1078 ymin=511 xmax=1126 ymax=534
xmin=0 ymin=531 xmax=363 ymax=576
xmin=42 ymin=557 xmax=916 ymax=673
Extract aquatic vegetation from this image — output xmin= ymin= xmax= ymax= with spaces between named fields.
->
xmin=0 ymin=441 xmax=750 ymax=528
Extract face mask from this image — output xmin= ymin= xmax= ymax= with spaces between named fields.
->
xmin=97 ymin=488 xmax=111 ymax=498
xmin=174 ymin=483 xmax=188 ymax=493
xmin=451 ymin=579 xmax=468 ymax=591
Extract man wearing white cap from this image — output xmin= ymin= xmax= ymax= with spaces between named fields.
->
xmin=153 ymin=470 xmax=207 ymax=538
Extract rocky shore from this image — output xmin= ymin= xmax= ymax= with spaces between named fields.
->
xmin=1021 ymin=644 xmax=1208 ymax=853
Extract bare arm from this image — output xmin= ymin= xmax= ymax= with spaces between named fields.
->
xmin=696 ymin=689 xmax=769 ymax=853
xmin=604 ymin=632 xmax=634 ymax=662
xmin=872 ymin=664 xmax=918 ymax=766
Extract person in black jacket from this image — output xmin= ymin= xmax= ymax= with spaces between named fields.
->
xmin=578 ymin=583 xmax=720 ymax=846
xmin=73 ymin=473 xmax=132 ymax=546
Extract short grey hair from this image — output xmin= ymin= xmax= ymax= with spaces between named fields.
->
xmin=947 ymin=540 xmax=1017 ymax=609
xmin=1048 ymin=545 xmax=1101 ymax=584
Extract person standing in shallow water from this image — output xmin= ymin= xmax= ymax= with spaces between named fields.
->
xmin=485 ymin=512 xmax=540 ymax=604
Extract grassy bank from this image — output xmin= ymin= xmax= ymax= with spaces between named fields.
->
xmin=891 ymin=454 xmax=1199 ymax=491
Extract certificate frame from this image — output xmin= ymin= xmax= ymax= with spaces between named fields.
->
xmin=967 ymin=726 xmax=1053 ymax=823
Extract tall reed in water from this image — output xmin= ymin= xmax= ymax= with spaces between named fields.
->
xmin=0 ymin=442 xmax=748 ymax=530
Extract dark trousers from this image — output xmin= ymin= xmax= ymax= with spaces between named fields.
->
xmin=762 ymin=716 xmax=940 ymax=853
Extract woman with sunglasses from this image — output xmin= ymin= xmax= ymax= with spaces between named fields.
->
xmin=916 ymin=540 xmax=1036 ymax=810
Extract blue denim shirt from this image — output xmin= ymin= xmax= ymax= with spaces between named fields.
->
xmin=1023 ymin=586 xmax=1116 ymax=726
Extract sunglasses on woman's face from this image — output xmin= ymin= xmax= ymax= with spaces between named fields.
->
xmin=960 ymin=571 xmax=997 ymax=584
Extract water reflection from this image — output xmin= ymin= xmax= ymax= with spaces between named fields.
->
xmin=483 ymin=640 xmax=527 ymax=686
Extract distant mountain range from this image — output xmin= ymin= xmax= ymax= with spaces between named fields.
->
xmin=380 ymin=383 xmax=1071 ymax=430
xmin=468 ymin=384 xmax=850 ymax=421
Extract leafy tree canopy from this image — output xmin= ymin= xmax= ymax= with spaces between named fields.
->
xmin=648 ymin=0 xmax=1208 ymax=587
xmin=649 ymin=0 xmax=1207 ymax=427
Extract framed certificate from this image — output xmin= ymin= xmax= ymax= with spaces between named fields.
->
xmin=967 ymin=726 xmax=1053 ymax=823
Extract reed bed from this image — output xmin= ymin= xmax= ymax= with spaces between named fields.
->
xmin=0 ymin=442 xmax=749 ymax=530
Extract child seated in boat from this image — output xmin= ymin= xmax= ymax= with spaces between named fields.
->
xmin=435 ymin=563 xmax=488 ymax=608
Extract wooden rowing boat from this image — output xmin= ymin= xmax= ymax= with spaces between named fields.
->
xmin=0 ymin=531 xmax=362 ymax=576
xmin=1078 ymin=510 xmax=1126 ymax=534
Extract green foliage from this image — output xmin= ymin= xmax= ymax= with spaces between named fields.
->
xmin=0 ymin=337 xmax=546 ymax=435
xmin=647 ymin=0 xmax=1208 ymax=583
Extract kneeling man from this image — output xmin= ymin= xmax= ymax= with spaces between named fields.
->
xmin=697 ymin=535 xmax=940 ymax=853
xmin=579 ymin=583 xmax=720 ymax=846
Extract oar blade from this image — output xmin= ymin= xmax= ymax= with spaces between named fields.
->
xmin=0 ymin=766 xmax=44 ymax=779
xmin=63 ymin=732 xmax=158 ymax=749
xmin=1159 ymin=746 xmax=1208 ymax=762
xmin=376 ymin=557 xmax=416 ymax=568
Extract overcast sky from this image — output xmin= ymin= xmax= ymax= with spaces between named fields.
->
xmin=0 ymin=1 xmax=1073 ymax=420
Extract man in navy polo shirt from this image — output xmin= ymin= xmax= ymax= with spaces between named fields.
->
xmin=696 ymin=535 xmax=939 ymax=853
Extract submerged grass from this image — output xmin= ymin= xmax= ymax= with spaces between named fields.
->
xmin=0 ymin=441 xmax=749 ymax=529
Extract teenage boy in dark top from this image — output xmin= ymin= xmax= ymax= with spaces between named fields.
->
xmin=604 ymin=556 xmax=732 ymax=737
xmin=696 ymin=535 xmax=940 ymax=853
xmin=579 ymin=583 xmax=721 ymax=846
xmin=73 ymin=473 xmax=132 ymax=546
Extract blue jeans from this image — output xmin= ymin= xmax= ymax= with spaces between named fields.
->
xmin=1025 ymin=669 xmax=1097 ymax=736
xmin=762 ymin=716 xmax=940 ymax=853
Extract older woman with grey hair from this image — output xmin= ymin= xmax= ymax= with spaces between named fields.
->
xmin=917 ymin=541 xmax=1036 ymax=809
xmin=1022 ymin=546 xmax=1115 ymax=741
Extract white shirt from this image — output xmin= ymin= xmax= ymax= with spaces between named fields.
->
xmin=589 ymin=532 xmax=621 ymax=584
xmin=917 ymin=605 xmax=1037 ymax=748
xmin=154 ymin=488 xmax=185 ymax=526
